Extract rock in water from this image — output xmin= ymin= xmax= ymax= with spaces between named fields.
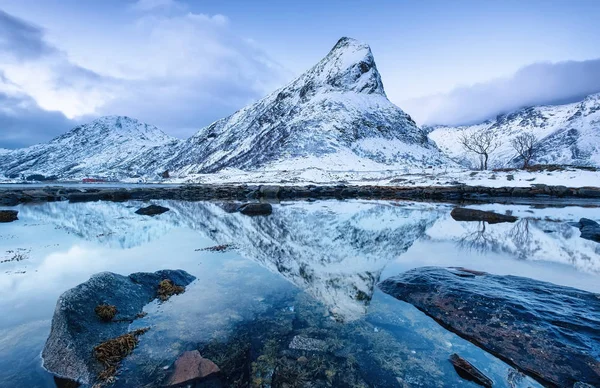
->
xmin=167 ymin=350 xmax=220 ymax=387
xmin=238 ymin=203 xmax=273 ymax=216
xmin=449 ymin=354 xmax=492 ymax=387
xmin=573 ymin=218 xmax=600 ymax=243
xmin=0 ymin=210 xmax=18 ymax=223
xmin=378 ymin=267 xmax=600 ymax=387
xmin=135 ymin=204 xmax=170 ymax=216
xmin=450 ymin=207 xmax=517 ymax=224
xmin=42 ymin=270 xmax=195 ymax=385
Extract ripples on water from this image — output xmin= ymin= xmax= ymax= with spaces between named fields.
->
xmin=1 ymin=200 xmax=598 ymax=387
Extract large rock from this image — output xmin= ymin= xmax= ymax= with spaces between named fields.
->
xmin=238 ymin=203 xmax=272 ymax=216
xmin=572 ymin=218 xmax=600 ymax=243
xmin=42 ymin=270 xmax=195 ymax=385
xmin=0 ymin=210 xmax=18 ymax=223
xmin=379 ymin=267 xmax=600 ymax=387
xmin=450 ymin=207 xmax=517 ymax=224
xmin=135 ymin=204 xmax=170 ymax=216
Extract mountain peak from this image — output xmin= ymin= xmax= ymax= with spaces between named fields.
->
xmin=298 ymin=36 xmax=385 ymax=96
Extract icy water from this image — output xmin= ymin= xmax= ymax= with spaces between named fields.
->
xmin=1 ymin=199 xmax=599 ymax=387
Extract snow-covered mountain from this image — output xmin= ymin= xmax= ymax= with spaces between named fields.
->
xmin=428 ymin=93 xmax=600 ymax=168
xmin=0 ymin=116 xmax=181 ymax=179
xmin=165 ymin=37 xmax=447 ymax=175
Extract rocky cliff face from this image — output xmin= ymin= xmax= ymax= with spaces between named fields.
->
xmin=428 ymin=93 xmax=600 ymax=168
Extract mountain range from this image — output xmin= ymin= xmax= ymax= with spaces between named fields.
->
xmin=0 ymin=37 xmax=599 ymax=181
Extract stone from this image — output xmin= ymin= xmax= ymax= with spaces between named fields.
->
xmin=167 ymin=350 xmax=220 ymax=387
xmin=238 ymin=203 xmax=272 ymax=216
xmin=449 ymin=354 xmax=492 ymax=387
xmin=450 ymin=207 xmax=517 ymax=224
xmin=573 ymin=218 xmax=600 ymax=243
xmin=289 ymin=335 xmax=327 ymax=352
xmin=506 ymin=174 xmax=514 ymax=181
xmin=42 ymin=270 xmax=195 ymax=385
xmin=135 ymin=204 xmax=170 ymax=216
xmin=0 ymin=210 xmax=18 ymax=223
xmin=258 ymin=185 xmax=281 ymax=199
xmin=379 ymin=267 xmax=600 ymax=387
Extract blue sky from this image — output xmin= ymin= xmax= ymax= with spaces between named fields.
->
xmin=1 ymin=0 xmax=599 ymax=147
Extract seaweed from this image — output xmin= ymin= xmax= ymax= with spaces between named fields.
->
xmin=94 ymin=328 xmax=150 ymax=383
xmin=157 ymin=279 xmax=185 ymax=301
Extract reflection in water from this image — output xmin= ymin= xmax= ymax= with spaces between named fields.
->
xmin=0 ymin=200 xmax=598 ymax=387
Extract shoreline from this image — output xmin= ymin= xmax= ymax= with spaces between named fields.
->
xmin=1 ymin=183 xmax=600 ymax=207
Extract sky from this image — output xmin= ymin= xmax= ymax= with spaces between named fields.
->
xmin=0 ymin=0 xmax=599 ymax=148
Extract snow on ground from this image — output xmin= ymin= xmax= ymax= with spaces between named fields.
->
xmin=164 ymin=166 xmax=600 ymax=188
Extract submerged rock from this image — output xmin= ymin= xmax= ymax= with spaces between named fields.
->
xmin=42 ymin=269 xmax=195 ymax=385
xmin=379 ymin=267 xmax=600 ymax=387
xmin=450 ymin=207 xmax=517 ymax=224
xmin=238 ymin=203 xmax=272 ymax=216
xmin=449 ymin=354 xmax=492 ymax=387
xmin=0 ymin=210 xmax=18 ymax=223
xmin=135 ymin=204 xmax=170 ymax=216
xmin=167 ymin=350 xmax=220 ymax=387
xmin=572 ymin=218 xmax=600 ymax=243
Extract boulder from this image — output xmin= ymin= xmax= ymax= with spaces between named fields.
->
xmin=0 ymin=210 xmax=18 ymax=223
xmin=379 ymin=267 xmax=600 ymax=387
xmin=258 ymin=185 xmax=281 ymax=199
xmin=238 ymin=203 xmax=272 ymax=216
xmin=166 ymin=350 xmax=220 ymax=387
xmin=450 ymin=207 xmax=517 ymax=224
xmin=573 ymin=218 xmax=600 ymax=243
xmin=42 ymin=270 xmax=195 ymax=385
xmin=135 ymin=204 xmax=170 ymax=216
xmin=449 ymin=354 xmax=492 ymax=387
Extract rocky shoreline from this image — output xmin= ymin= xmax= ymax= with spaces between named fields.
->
xmin=1 ymin=183 xmax=600 ymax=206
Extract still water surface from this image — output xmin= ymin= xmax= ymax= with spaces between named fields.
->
xmin=1 ymin=199 xmax=598 ymax=387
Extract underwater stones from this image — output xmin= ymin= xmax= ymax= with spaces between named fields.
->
xmin=289 ymin=335 xmax=327 ymax=352
xmin=166 ymin=350 xmax=220 ymax=387
xmin=42 ymin=270 xmax=195 ymax=385
xmin=572 ymin=218 xmax=600 ymax=243
xmin=135 ymin=204 xmax=170 ymax=216
xmin=449 ymin=354 xmax=492 ymax=387
xmin=450 ymin=207 xmax=517 ymax=224
xmin=238 ymin=203 xmax=273 ymax=216
xmin=0 ymin=210 xmax=18 ymax=223
xmin=379 ymin=267 xmax=600 ymax=387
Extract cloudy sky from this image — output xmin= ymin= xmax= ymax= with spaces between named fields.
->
xmin=0 ymin=0 xmax=599 ymax=148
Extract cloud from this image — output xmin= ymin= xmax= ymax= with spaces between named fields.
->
xmin=403 ymin=59 xmax=600 ymax=126
xmin=0 ymin=8 xmax=289 ymax=148
xmin=131 ymin=0 xmax=185 ymax=12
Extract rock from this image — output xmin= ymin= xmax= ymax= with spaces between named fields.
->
xmin=0 ymin=210 xmax=18 ymax=223
xmin=258 ymin=185 xmax=281 ymax=199
xmin=449 ymin=354 xmax=492 ymax=387
xmin=506 ymin=174 xmax=514 ymax=181
xmin=135 ymin=204 xmax=170 ymax=216
xmin=238 ymin=203 xmax=272 ymax=216
xmin=162 ymin=170 xmax=170 ymax=179
xmin=166 ymin=350 xmax=220 ymax=387
xmin=42 ymin=270 xmax=195 ymax=385
xmin=573 ymin=218 xmax=600 ymax=243
xmin=289 ymin=335 xmax=327 ymax=352
xmin=378 ymin=267 xmax=600 ymax=387
xmin=450 ymin=207 xmax=517 ymax=224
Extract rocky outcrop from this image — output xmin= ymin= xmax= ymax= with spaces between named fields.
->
xmin=42 ymin=270 xmax=195 ymax=385
xmin=572 ymin=218 xmax=600 ymax=243
xmin=135 ymin=204 xmax=170 ymax=216
xmin=0 ymin=210 xmax=18 ymax=223
xmin=379 ymin=267 xmax=600 ymax=387
xmin=450 ymin=207 xmax=517 ymax=224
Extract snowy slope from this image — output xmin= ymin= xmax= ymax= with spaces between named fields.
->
xmin=166 ymin=37 xmax=449 ymax=175
xmin=428 ymin=93 xmax=600 ymax=168
xmin=0 ymin=116 xmax=181 ymax=179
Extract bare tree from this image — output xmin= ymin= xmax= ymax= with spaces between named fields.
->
xmin=459 ymin=130 xmax=501 ymax=170
xmin=510 ymin=132 xmax=538 ymax=169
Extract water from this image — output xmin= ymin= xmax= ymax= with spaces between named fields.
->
xmin=0 ymin=199 xmax=598 ymax=387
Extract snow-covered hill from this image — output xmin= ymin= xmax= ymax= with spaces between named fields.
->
xmin=428 ymin=93 xmax=600 ymax=168
xmin=155 ymin=37 xmax=449 ymax=175
xmin=0 ymin=116 xmax=181 ymax=180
